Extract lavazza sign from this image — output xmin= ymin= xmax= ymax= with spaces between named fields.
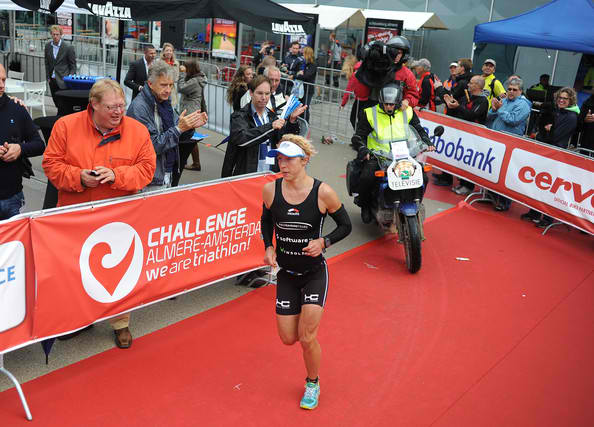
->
xmin=88 ymin=2 xmax=132 ymax=19
xmin=271 ymin=21 xmax=306 ymax=35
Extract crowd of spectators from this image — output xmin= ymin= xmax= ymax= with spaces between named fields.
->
xmin=3 ymin=34 xmax=592 ymax=347
xmin=409 ymin=54 xmax=590 ymax=224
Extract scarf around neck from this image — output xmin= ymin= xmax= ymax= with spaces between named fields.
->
xmin=156 ymin=98 xmax=175 ymax=131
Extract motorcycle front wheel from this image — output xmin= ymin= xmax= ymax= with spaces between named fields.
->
xmin=403 ymin=215 xmax=422 ymax=273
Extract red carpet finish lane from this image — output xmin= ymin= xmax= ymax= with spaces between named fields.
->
xmin=1 ymin=204 xmax=593 ymax=426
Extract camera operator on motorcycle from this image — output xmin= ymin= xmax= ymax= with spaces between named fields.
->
xmin=351 ymin=82 xmax=435 ymax=224
xmin=354 ymin=36 xmax=419 ymax=111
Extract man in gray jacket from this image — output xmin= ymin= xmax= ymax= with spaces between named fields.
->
xmin=44 ymin=25 xmax=77 ymax=111
xmin=127 ymin=61 xmax=206 ymax=190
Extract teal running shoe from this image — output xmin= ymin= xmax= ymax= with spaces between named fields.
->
xmin=300 ymin=381 xmax=320 ymax=410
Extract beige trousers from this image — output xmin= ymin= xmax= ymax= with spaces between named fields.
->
xmin=109 ymin=313 xmax=130 ymax=330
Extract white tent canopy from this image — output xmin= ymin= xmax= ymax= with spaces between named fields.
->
xmin=0 ymin=0 xmax=91 ymax=14
xmin=279 ymin=4 xmax=447 ymax=31
xmin=278 ymin=4 xmax=360 ymax=30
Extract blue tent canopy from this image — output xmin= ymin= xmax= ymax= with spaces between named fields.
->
xmin=474 ymin=0 xmax=594 ymax=55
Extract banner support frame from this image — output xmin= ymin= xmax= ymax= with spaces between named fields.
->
xmin=0 ymin=354 xmax=33 ymax=421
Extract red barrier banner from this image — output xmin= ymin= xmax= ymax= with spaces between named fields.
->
xmin=0 ymin=218 xmax=35 ymax=354
xmin=418 ymin=110 xmax=594 ymax=234
xmin=29 ymin=174 xmax=273 ymax=339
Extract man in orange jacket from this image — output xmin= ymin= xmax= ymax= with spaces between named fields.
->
xmin=43 ymin=79 xmax=156 ymax=349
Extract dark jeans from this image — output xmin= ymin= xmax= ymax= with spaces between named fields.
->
xmin=48 ymin=78 xmax=64 ymax=113
xmin=325 ymin=60 xmax=341 ymax=87
xmin=0 ymin=191 xmax=25 ymax=220
xmin=43 ymin=181 xmax=59 ymax=209
xmin=493 ymin=192 xmax=511 ymax=210
xmin=172 ymin=141 xmax=198 ymax=187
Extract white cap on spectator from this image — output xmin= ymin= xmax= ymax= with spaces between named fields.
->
xmin=267 ymin=141 xmax=305 ymax=158
xmin=449 ymin=62 xmax=458 ymax=68
xmin=484 ymin=58 xmax=496 ymax=67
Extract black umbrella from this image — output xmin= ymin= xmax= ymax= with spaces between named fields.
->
xmin=40 ymin=338 xmax=54 ymax=364
xmin=11 ymin=0 xmax=313 ymax=80
xmin=77 ymin=0 xmax=314 ymax=34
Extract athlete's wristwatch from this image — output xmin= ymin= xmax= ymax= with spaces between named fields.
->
xmin=323 ymin=237 xmax=331 ymax=250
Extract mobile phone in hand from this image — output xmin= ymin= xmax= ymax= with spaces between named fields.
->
xmin=89 ymin=170 xmax=99 ymax=177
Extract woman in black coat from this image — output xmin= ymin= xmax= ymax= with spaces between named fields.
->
xmin=523 ymin=87 xmax=579 ymax=227
xmin=226 ymin=65 xmax=254 ymax=112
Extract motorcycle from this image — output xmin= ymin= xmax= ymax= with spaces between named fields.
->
xmin=347 ymin=125 xmax=444 ymax=273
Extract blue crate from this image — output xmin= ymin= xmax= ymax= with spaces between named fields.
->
xmin=63 ymin=75 xmax=114 ymax=90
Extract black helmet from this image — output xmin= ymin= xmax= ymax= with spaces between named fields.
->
xmin=378 ymin=83 xmax=403 ymax=110
xmin=386 ymin=36 xmax=410 ymax=63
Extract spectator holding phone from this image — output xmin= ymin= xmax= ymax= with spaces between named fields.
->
xmin=43 ymin=79 xmax=156 ymax=349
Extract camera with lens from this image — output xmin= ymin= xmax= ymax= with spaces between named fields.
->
xmin=355 ymin=36 xmax=411 ymax=90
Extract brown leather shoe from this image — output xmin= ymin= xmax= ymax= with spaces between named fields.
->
xmin=114 ymin=327 xmax=133 ymax=349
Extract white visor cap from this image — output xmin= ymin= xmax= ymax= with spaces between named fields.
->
xmin=267 ymin=141 xmax=306 ymax=158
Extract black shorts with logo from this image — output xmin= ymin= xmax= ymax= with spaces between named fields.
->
xmin=275 ymin=261 xmax=328 ymax=315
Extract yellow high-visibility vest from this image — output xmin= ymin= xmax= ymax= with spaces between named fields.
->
xmin=364 ymin=105 xmax=413 ymax=152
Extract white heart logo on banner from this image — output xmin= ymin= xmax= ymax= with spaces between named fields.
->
xmin=79 ymin=222 xmax=143 ymax=303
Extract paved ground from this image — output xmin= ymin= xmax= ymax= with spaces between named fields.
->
xmin=0 ymin=96 xmax=453 ymax=392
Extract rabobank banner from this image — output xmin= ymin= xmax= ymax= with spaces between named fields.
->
xmin=417 ymin=110 xmax=594 ymax=234
xmin=0 ymin=218 xmax=35 ymax=354
xmin=421 ymin=117 xmax=506 ymax=184
xmin=0 ymin=174 xmax=274 ymax=354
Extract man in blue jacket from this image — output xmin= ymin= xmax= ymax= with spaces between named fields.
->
xmin=486 ymin=77 xmax=531 ymax=211
xmin=487 ymin=77 xmax=532 ymax=135
xmin=0 ymin=64 xmax=45 ymax=219
xmin=127 ymin=61 xmax=206 ymax=190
